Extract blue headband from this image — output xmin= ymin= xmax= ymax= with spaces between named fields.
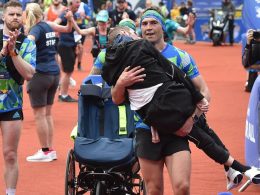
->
xmin=140 ymin=10 xmax=166 ymax=32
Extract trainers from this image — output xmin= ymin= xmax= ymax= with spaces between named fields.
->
xmin=244 ymin=167 xmax=260 ymax=184
xmin=26 ymin=150 xmax=53 ymax=162
xmin=226 ymin=168 xmax=243 ymax=190
xmin=58 ymin=95 xmax=78 ymax=102
xmin=49 ymin=150 xmax=58 ymax=160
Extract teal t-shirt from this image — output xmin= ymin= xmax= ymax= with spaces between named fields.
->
xmin=165 ymin=19 xmax=180 ymax=44
xmin=0 ymin=37 xmax=36 ymax=112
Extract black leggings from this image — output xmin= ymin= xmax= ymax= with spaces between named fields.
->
xmin=188 ymin=114 xmax=230 ymax=164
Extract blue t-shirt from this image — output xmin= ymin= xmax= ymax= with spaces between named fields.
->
xmin=58 ymin=12 xmax=77 ymax=47
xmin=29 ymin=22 xmax=59 ymax=75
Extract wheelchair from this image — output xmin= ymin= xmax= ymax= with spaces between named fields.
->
xmin=65 ymin=75 xmax=146 ymax=195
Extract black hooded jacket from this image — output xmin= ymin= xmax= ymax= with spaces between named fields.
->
xmin=102 ymin=39 xmax=204 ymax=133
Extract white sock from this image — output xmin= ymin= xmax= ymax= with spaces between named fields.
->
xmin=6 ymin=188 xmax=16 ymax=195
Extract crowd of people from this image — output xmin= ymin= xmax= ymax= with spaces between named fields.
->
xmin=0 ymin=0 xmax=260 ymax=195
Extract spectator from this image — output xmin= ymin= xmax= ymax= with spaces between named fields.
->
xmin=158 ymin=1 xmax=169 ymax=18
xmin=108 ymin=0 xmax=136 ymax=27
xmin=25 ymin=3 xmax=72 ymax=162
xmin=170 ymin=2 xmax=180 ymax=21
xmin=74 ymin=1 xmax=92 ymax=70
xmin=71 ymin=9 xmax=110 ymax=61
xmin=105 ymin=0 xmax=113 ymax=12
xmin=54 ymin=0 xmax=81 ymax=102
xmin=222 ymin=0 xmax=235 ymax=45
xmin=186 ymin=0 xmax=196 ymax=44
xmin=242 ymin=29 xmax=260 ymax=92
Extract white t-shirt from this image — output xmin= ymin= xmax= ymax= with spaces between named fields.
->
xmin=127 ymin=83 xmax=163 ymax=110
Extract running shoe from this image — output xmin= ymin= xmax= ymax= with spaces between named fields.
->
xmin=26 ymin=150 xmax=53 ymax=162
xmin=48 ymin=150 xmax=58 ymax=160
xmin=244 ymin=167 xmax=260 ymax=184
xmin=58 ymin=95 xmax=78 ymax=102
xmin=226 ymin=168 xmax=243 ymax=191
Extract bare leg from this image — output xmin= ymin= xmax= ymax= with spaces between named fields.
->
xmin=33 ymin=106 xmax=49 ymax=148
xmin=138 ymin=157 xmax=164 ymax=195
xmin=60 ymin=72 xmax=72 ymax=96
xmin=1 ymin=120 xmax=22 ymax=188
xmin=46 ymin=105 xmax=54 ymax=148
xmin=151 ymin=126 xmax=160 ymax=143
xmin=165 ymin=151 xmax=191 ymax=195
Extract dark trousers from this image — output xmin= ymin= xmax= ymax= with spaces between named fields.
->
xmin=188 ymin=114 xmax=230 ymax=164
xmin=246 ymin=71 xmax=258 ymax=92
xmin=228 ymin=19 xmax=234 ymax=44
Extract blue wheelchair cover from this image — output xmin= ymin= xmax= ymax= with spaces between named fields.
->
xmin=78 ymin=75 xmax=135 ymax=139
xmin=74 ymin=75 xmax=136 ymax=166
xmin=74 ymin=136 xmax=135 ymax=166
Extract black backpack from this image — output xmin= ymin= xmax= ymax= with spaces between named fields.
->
xmin=0 ymin=29 xmax=26 ymax=85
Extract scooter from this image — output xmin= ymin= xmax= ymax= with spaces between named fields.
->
xmin=209 ymin=10 xmax=228 ymax=46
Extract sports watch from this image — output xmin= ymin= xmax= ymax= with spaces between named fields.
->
xmin=9 ymin=49 xmax=19 ymax=57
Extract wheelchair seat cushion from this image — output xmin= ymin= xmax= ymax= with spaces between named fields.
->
xmin=74 ymin=137 xmax=135 ymax=166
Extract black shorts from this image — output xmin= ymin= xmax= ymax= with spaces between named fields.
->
xmin=55 ymin=37 xmax=59 ymax=51
xmin=135 ymin=128 xmax=190 ymax=161
xmin=57 ymin=45 xmax=76 ymax=73
xmin=27 ymin=72 xmax=60 ymax=108
xmin=0 ymin=109 xmax=23 ymax=121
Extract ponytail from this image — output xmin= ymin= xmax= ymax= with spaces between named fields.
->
xmin=25 ymin=3 xmax=43 ymax=34
xmin=25 ymin=9 xmax=36 ymax=33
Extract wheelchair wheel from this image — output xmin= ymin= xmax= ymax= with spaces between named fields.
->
xmin=65 ymin=149 xmax=76 ymax=195
xmin=95 ymin=181 xmax=106 ymax=195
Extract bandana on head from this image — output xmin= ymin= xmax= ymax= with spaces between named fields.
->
xmin=140 ymin=10 xmax=166 ymax=31
xmin=119 ymin=18 xmax=136 ymax=31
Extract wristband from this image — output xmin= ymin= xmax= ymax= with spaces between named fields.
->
xmin=9 ymin=49 xmax=19 ymax=57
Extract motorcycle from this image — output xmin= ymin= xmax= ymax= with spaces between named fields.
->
xmin=209 ymin=10 xmax=228 ymax=46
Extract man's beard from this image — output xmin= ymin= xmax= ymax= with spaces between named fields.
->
xmin=53 ymin=2 xmax=60 ymax=7
xmin=6 ymin=21 xmax=21 ymax=31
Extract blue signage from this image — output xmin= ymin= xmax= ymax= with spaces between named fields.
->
xmin=245 ymin=75 xmax=260 ymax=168
xmin=242 ymin=0 xmax=260 ymax=30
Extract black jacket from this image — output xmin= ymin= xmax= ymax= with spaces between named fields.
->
xmin=102 ymin=39 xmax=203 ymax=103
xmin=102 ymin=39 xmax=204 ymax=133
xmin=242 ymin=41 xmax=260 ymax=68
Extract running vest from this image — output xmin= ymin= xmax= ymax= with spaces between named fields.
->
xmin=0 ymin=29 xmax=26 ymax=85
xmin=91 ymin=27 xmax=109 ymax=58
